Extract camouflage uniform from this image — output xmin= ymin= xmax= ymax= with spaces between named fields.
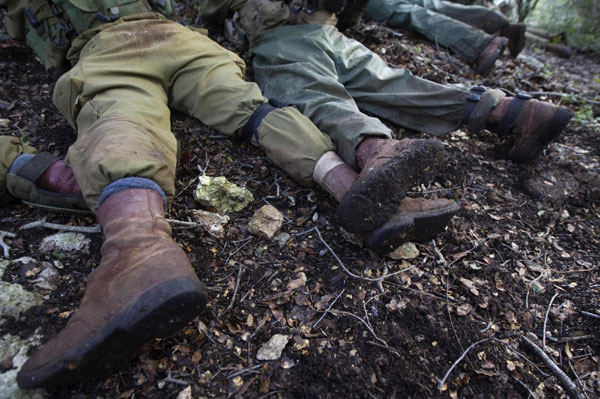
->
xmin=364 ymin=0 xmax=510 ymax=63
xmin=1 ymin=0 xmax=332 ymax=211
xmin=198 ymin=0 xmax=480 ymax=168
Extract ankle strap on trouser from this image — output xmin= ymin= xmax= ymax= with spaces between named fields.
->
xmin=241 ymin=98 xmax=291 ymax=143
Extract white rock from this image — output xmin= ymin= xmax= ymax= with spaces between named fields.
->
xmin=0 ymin=282 xmax=42 ymax=323
xmin=256 ymin=334 xmax=290 ymax=360
xmin=39 ymin=232 xmax=90 ymax=254
xmin=0 ymin=119 xmax=9 ymax=128
xmin=388 ymin=242 xmax=419 ymax=260
xmin=194 ymin=175 xmax=254 ymax=213
xmin=0 ymin=334 xmax=47 ymax=399
xmin=190 ymin=209 xmax=230 ymax=238
xmin=247 ymin=205 xmax=284 ymax=240
xmin=274 ymin=232 xmax=291 ymax=247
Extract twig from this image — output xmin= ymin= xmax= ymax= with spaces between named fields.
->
xmin=568 ymin=359 xmax=592 ymax=399
xmin=20 ymin=219 xmax=101 ymax=233
xmin=227 ymin=363 xmax=264 ymax=379
xmin=580 ymin=311 xmax=600 ymax=319
xmin=161 ymin=371 xmax=189 ymax=386
xmin=312 ymin=288 xmax=345 ymax=329
xmin=0 ymin=230 xmax=16 ymax=258
xmin=547 ymin=335 xmax=593 ymax=343
xmin=431 ymin=239 xmax=447 ymax=266
xmin=511 ymin=375 xmax=538 ymax=399
xmin=315 ymin=226 xmax=414 ymax=282
xmin=329 ymin=309 xmax=388 ymax=347
xmin=543 ymin=293 xmax=560 ymax=351
xmin=520 ymin=335 xmax=584 ymax=399
xmin=223 ymin=262 xmax=245 ymax=315
xmin=438 ymin=338 xmax=492 ymax=389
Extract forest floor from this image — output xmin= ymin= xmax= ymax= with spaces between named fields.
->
xmin=1 ymin=6 xmax=599 ymax=399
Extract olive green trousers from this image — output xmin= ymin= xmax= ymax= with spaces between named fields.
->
xmin=0 ymin=136 xmax=37 ymax=204
xmin=49 ymin=15 xmax=332 ymax=212
xmin=251 ymin=24 xmax=469 ymax=166
xmin=365 ymin=0 xmax=510 ymax=62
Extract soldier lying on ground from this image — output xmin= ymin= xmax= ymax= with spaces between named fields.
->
xmin=0 ymin=0 xmax=461 ymax=388
xmin=198 ymin=0 xmax=573 ymax=241
xmin=361 ymin=0 xmax=528 ymax=75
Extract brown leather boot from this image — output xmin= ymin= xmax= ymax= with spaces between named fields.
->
xmin=338 ymin=138 xmax=446 ymax=234
xmin=475 ymin=37 xmax=508 ymax=76
xmin=487 ymin=94 xmax=573 ymax=163
xmin=501 ymin=23 xmax=527 ymax=57
xmin=7 ymin=152 xmax=88 ymax=211
xmin=17 ymin=189 xmax=208 ymax=389
xmin=364 ymin=197 xmax=460 ymax=254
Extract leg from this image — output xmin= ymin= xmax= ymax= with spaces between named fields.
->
xmin=409 ymin=0 xmax=509 ymax=33
xmin=365 ymin=0 xmax=492 ymax=63
xmin=167 ymin=29 xmax=335 ymax=186
xmin=326 ymin=26 xmax=469 ymax=136
xmin=252 ymin=24 xmax=392 ymax=167
xmin=0 ymin=136 xmax=36 ymax=203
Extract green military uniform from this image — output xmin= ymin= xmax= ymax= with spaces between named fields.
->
xmin=1 ymin=0 xmax=333 ymax=211
xmin=364 ymin=0 xmax=510 ymax=63
xmin=198 ymin=0 xmax=479 ymax=167
xmin=0 ymin=136 xmax=37 ymax=204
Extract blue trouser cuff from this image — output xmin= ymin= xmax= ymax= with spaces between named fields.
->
xmin=98 ymin=177 xmax=167 ymax=208
xmin=9 ymin=154 xmax=35 ymax=174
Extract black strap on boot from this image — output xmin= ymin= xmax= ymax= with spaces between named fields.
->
xmin=241 ymin=98 xmax=291 ymax=143
xmin=15 ymin=152 xmax=58 ymax=183
xmin=495 ymin=92 xmax=531 ymax=135
xmin=461 ymin=85 xmax=486 ymax=124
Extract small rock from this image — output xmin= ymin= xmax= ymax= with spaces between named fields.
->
xmin=256 ymin=334 xmax=290 ymax=360
xmin=39 ymin=232 xmax=90 ymax=253
xmin=0 ymin=119 xmax=9 ymax=128
xmin=0 ymin=282 xmax=41 ymax=323
xmin=247 ymin=205 xmax=284 ymax=240
xmin=388 ymin=242 xmax=419 ymax=260
xmin=0 ymin=334 xmax=46 ymax=399
xmin=194 ymin=175 xmax=254 ymax=213
xmin=274 ymin=232 xmax=291 ymax=247
xmin=190 ymin=209 xmax=230 ymax=238
xmin=33 ymin=263 xmax=60 ymax=291
xmin=176 ymin=386 xmax=192 ymax=399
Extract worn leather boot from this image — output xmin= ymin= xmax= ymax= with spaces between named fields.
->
xmin=17 ymin=189 xmax=208 ymax=389
xmin=487 ymin=95 xmax=573 ymax=163
xmin=338 ymin=138 xmax=446 ymax=234
xmin=364 ymin=197 xmax=460 ymax=254
xmin=7 ymin=152 xmax=88 ymax=211
xmin=475 ymin=37 xmax=508 ymax=76
xmin=501 ymin=23 xmax=527 ymax=57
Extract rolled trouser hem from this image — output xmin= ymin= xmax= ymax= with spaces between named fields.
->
xmin=98 ymin=177 xmax=167 ymax=209
xmin=468 ymin=88 xmax=506 ymax=133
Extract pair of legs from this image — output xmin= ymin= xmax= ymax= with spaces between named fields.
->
xmin=364 ymin=0 xmax=524 ymax=74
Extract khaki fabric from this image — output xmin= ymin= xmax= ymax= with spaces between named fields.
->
xmin=251 ymin=24 xmax=469 ymax=166
xmin=365 ymin=0 xmax=509 ymax=62
xmin=51 ymin=16 xmax=331 ymax=211
xmin=2 ymin=0 xmax=29 ymax=40
xmin=0 ymin=136 xmax=37 ymax=204
xmin=198 ymin=0 xmax=337 ymax=45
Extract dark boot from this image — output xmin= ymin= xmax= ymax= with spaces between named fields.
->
xmin=475 ymin=37 xmax=508 ymax=76
xmin=487 ymin=95 xmax=573 ymax=163
xmin=544 ymin=43 xmax=573 ymax=58
xmin=7 ymin=152 xmax=89 ymax=212
xmin=364 ymin=197 xmax=460 ymax=254
xmin=501 ymin=23 xmax=527 ymax=57
xmin=338 ymin=138 xmax=446 ymax=234
xmin=17 ymin=189 xmax=208 ymax=389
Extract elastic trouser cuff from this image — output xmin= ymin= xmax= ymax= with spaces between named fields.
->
xmin=9 ymin=154 xmax=36 ymax=174
xmin=462 ymin=87 xmax=506 ymax=134
xmin=98 ymin=177 xmax=167 ymax=209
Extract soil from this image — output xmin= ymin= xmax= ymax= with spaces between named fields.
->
xmin=1 ymin=6 xmax=599 ymax=399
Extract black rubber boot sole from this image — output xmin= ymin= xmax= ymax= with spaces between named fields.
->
xmin=365 ymin=201 xmax=460 ymax=254
xmin=508 ymin=107 xmax=573 ymax=163
xmin=337 ymin=140 xmax=446 ymax=234
xmin=17 ymin=276 xmax=207 ymax=389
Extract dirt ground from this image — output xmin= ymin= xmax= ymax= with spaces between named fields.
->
xmin=1 ymin=5 xmax=599 ymax=399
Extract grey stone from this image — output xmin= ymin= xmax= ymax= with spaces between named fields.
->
xmin=39 ymin=232 xmax=90 ymax=254
xmin=0 ymin=334 xmax=46 ymax=399
xmin=256 ymin=334 xmax=290 ymax=361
